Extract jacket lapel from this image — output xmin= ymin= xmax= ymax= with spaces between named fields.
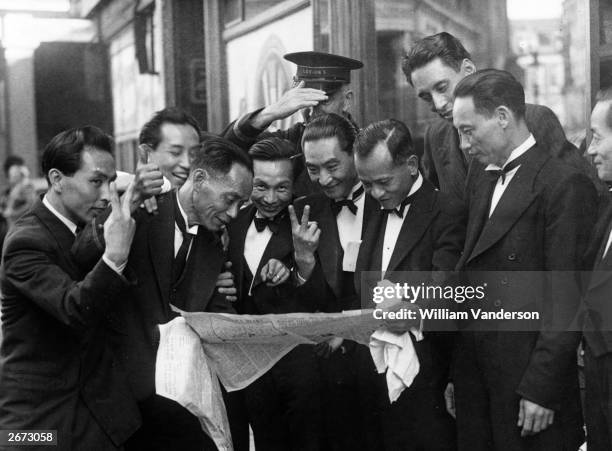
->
xmin=228 ymin=205 xmax=256 ymax=296
xmin=184 ymin=229 xmax=224 ymax=311
xmin=587 ymin=198 xmax=612 ymax=290
xmin=466 ymin=147 xmax=544 ymax=265
xmin=354 ymin=204 xmax=385 ymax=295
xmin=148 ymin=193 xmax=176 ymax=306
xmin=386 ymin=182 xmax=437 ymax=272
xmin=315 ymin=198 xmax=343 ymax=298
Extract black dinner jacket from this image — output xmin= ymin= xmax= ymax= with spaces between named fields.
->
xmin=294 ymin=191 xmax=378 ymax=312
xmin=582 ymin=192 xmax=612 ymax=356
xmin=227 ymin=204 xmax=315 ymax=314
xmin=0 ymin=200 xmax=141 ymax=449
xmin=457 ymin=144 xmax=598 ymax=410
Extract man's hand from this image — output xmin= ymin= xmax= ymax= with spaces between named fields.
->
xmin=103 ymin=182 xmax=136 ymax=270
xmin=289 ymin=205 xmax=320 ymax=281
xmin=444 ymin=382 xmax=456 ymax=418
xmin=377 ymin=280 xmax=421 ymax=333
xmin=260 ymin=258 xmax=290 ymax=286
xmin=216 ymin=261 xmax=237 ymax=302
xmin=127 ymin=162 xmax=164 ymax=214
xmin=517 ymin=398 xmax=554 ymax=437
xmin=314 ymin=337 xmax=345 ymax=358
xmin=253 ymin=81 xmax=328 ymax=129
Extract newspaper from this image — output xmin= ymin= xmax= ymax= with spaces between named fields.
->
xmin=155 ymin=309 xmax=382 ymax=451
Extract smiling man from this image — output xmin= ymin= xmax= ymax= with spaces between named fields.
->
xmin=353 ymin=119 xmax=464 ymax=451
xmin=402 ymin=32 xmax=597 ymax=201
xmin=452 ymin=69 xmax=596 ymax=451
xmin=0 ymin=126 xmax=140 ymax=450
xmin=77 ymin=136 xmax=253 ymax=450
xmin=224 ymin=51 xmax=362 ymax=196
xmin=227 ymin=137 xmax=322 ymax=451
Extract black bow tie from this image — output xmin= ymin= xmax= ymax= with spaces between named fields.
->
xmin=254 ymin=213 xmax=284 ymax=234
xmin=486 ymin=152 xmax=530 ymax=184
xmin=384 ymin=193 xmax=415 ymax=218
xmin=331 ymin=185 xmax=364 ymax=216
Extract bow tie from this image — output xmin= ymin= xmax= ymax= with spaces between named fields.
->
xmin=384 ymin=194 xmax=415 ymax=218
xmin=486 ymin=152 xmax=530 ymax=184
xmin=254 ymin=214 xmax=284 ymax=234
xmin=331 ymin=185 xmax=364 ymax=216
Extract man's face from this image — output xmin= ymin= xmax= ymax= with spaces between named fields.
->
xmin=191 ymin=163 xmax=253 ymax=231
xmin=355 ymin=142 xmax=417 ymax=210
xmin=251 ymin=159 xmax=294 ymax=219
xmin=309 ymin=86 xmax=352 ymax=120
xmin=410 ymin=57 xmax=473 ymax=121
xmin=587 ymin=100 xmax=612 ymax=182
xmin=453 ymin=96 xmax=507 ymax=167
xmin=303 ymin=136 xmax=358 ymax=200
xmin=59 ymin=147 xmax=116 ymax=224
xmin=146 ymin=122 xmax=200 ymax=187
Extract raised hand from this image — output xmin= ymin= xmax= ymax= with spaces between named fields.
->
xmin=253 ymin=81 xmax=328 ymax=129
xmin=103 ymin=182 xmax=136 ymax=270
xmin=288 ymin=204 xmax=320 ymax=283
xmin=260 ymin=258 xmax=290 ymax=286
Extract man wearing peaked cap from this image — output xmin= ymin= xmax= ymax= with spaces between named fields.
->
xmin=223 ymin=51 xmax=363 ymax=197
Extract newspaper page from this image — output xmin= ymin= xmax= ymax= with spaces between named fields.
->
xmin=155 ymin=309 xmax=384 ymax=450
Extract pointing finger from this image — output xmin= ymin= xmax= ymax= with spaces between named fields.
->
xmin=109 ymin=181 xmax=121 ymax=213
xmin=122 ymin=182 xmax=136 ymax=216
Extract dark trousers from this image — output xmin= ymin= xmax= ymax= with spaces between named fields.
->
xmin=244 ymin=344 xmax=323 ymax=451
xmin=125 ymin=394 xmax=216 ymax=451
xmin=584 ymin=345 xmax=612 ymax=451
xmin=453 ymin=331 xmax=583 ymax=451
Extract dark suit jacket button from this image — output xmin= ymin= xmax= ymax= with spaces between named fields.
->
xmin=507 ymin=253 xmax=517 ymax=261
xmin=494 ymin=299 xmax=502 ymax=307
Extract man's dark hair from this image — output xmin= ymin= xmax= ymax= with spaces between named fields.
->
xmin=41 ymin=126 xmax=114 ymax=183
xmin=454 ymin=69 xmax=526 ymax=119
xmin=138 ymin=107 xmax=201 ymax=149
xmin=402 ymin=32 xmax=472 ymax=85
xmin=249 ymin=138 xmax=300 ymax=180
xmin=596 ymin=87 xmax=612 ymax=129
xmin=354 ymin=119 xmax=415 ymax=165
xmin=3 ymin=155 xmax=24 ymax=176
xmin=190 ymin=136 xmax=253 ymax=176
xmin=301 ymin=113 xmax=357 ymax=155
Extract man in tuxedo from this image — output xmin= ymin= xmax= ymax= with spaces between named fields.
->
xmin=291 ymin=113 xmax=380 ymax=450
xmin=80 ymin=137 xmax=253 ymax=450
xmin=582 ymin=87 xmax=612 ymax=450
xmin=401 ymin=32 xmax=600 ymax=201
xmin=227 ymin=137 xmax=322 ymax=450
xmin=223 ymin=51 xmax=363 ymax=196
xmin=353 ymin=118 xmax=465 ymax=450
xmin=0 ymin=126 xmax=140 ymax=449
xmin=453 ymin=69 xmax=597 ymax=450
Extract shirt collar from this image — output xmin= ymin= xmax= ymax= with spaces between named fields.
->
xmin=42 ymin=194 xmax=78 ymax=235
xmin=176 ymin=191 xmax=199 ymax=235
xmin=486 ymin=134 xmax=536 ymax=171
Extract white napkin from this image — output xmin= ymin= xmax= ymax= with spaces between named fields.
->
xmin=369 ymin=328 xmax=423 ymax=403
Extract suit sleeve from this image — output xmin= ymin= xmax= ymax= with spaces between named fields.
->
xmin=222 ymin=108 xmax=305 ymax=151
xmin=3 ymin=233 xmax=131 ymax=334
xmin=422 ymin=126 xmax=440 ymax=190
xmin=516 ymin=173 xmax=598 ymax=409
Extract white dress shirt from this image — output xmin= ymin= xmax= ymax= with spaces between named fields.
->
xmin=487 ymin=134 xmax=536 ymax=217
xmin=43 ymin=194 xmax=125 ymax=274
xmin=381 ymin=173 xmax=423 ymax=273
xmin=336 ymin=183 xmax=366 ymax=271
xmin=244 ymin=212 xmax=273 ymax=277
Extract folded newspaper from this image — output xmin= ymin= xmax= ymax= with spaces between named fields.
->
xmin=155 ymin=309 xmax=383 ymax=451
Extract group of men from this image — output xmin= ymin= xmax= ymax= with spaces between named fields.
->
xmin=0 ymin=30 xmax=612 ymax=451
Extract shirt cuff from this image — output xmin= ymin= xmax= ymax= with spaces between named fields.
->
xmin=102 ymin=254 xmax=127 ymax=275
xmin=160 ymin=177 xmax=172 ymax=194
